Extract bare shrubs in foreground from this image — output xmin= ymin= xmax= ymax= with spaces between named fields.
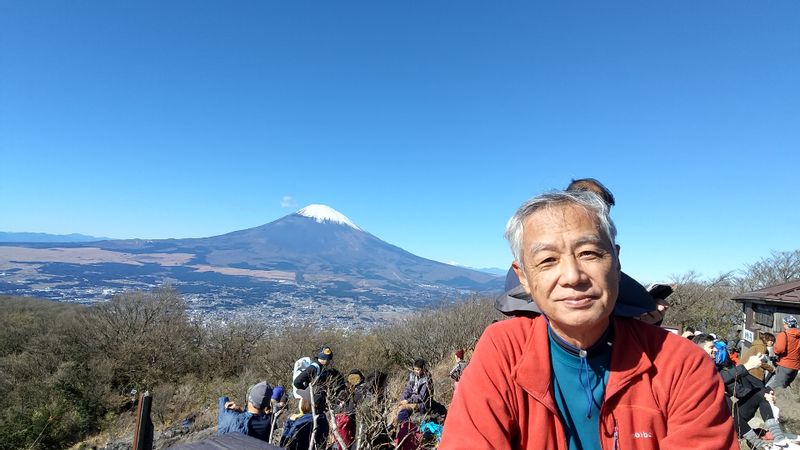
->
xmin=0 ymin=289 xmax=499 ymax=449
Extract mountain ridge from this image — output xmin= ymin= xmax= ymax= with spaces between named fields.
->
xmin=0 ymin=231 xmax=111 ymax=243
xmin=0 ymin=205 xmax=502 ymax=325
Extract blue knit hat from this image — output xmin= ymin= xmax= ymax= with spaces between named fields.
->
xmin=271 ymin=385 xmax=285 ymax=402
xmin=784 ymin=316 xmax=798 ymax=328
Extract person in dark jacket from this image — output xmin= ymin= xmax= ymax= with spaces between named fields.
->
xmin=694 ymin=334 xmax=797 ymax=449
xmin=331 ymin=369 xmax=367 ymax=450
xmin=293 ymin=346 xmax=344 ymax=415
xmin=396 ymin=358 xmax=432 ymax=423
xmin=280 ymin=397 xmax=329 ymax=450
xmin=217 ymin=381 xmax=273 ymax=442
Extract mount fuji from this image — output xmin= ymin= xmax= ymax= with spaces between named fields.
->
xmin=0 ymin=205 xmax=503 ymax=324
xmin=96 ymin=204 xmax=499 ymax=291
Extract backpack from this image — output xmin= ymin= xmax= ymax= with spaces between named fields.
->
xmin=714 ymin=341 xmax=729 ymax=366
xmin=292 ymin=357 xmax=320 ymax=399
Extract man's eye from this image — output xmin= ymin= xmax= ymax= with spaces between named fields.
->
xmin=578 ymin=250 xmax=601 ymax=259
xmin=537 ymin=257 xmax=556 ymax=266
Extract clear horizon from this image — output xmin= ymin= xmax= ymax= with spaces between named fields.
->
xmin=2 ymin=1 xmax=798 ymax=284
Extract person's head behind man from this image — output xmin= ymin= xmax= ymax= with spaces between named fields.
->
xmin=566 ymin=178 xmax=616 ymax=208
xmin=783 ymin=316 xmax=797 ymax=330
xmin=247 ymin=381 xmax=273 ymax=413
xmin=692 ymin=334 xmax=717 ymax=359
xmin=413 ymin=358 xmax=427 ymax=377
xmin=506 ymin=190 xmax=621 ymax=348
xmin=760 ymin=331 xmax=776 ymax=347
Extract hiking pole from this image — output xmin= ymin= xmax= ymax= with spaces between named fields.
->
xmin=269 ymin=402 xmax=287 ymax=445
xmin=308 ymin=383 xmax=317 ymax=450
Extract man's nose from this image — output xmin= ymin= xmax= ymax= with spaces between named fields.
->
xmin=558 ymin=256 xmax=587 ymax=286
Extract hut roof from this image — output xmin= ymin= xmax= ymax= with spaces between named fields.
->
xmin=732 ymin=280 xmax=800 ymax=305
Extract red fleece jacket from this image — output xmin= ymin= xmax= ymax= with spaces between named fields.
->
xmin=439 ymin=316 xmax=737 ymax=450
xmin=775 ymin=327 xmax=800 ymax=371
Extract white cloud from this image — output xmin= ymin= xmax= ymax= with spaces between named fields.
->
xmin=280 ymin=196 xmax=296 ymax=208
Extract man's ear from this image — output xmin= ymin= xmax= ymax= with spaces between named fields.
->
xmin=511 ymin=261 xmax=531 ymax=294
xmin=615 ymin=244 xmax=622 ymax=273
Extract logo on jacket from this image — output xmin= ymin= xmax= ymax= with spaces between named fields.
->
xmin=632 ymin=431 xmax=654 ymax=439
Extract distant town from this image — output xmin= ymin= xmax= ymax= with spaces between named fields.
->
xmin=0 ymin=260 xmax=476 ymax=329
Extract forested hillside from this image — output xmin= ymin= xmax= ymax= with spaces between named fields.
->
xmin=0 ymin=289 xmax=497 ymax=449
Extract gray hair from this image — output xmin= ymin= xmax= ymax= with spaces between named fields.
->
xmin=505 ymin=190 xmax=617 ymax=270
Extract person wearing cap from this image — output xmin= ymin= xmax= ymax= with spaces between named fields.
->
xmin=440 ymin=189 xmax=737 ymax=450
xmin=293 ymin=346 xmax=344 ymax=414
xmin=767 ymin=316 xmax=800 ymax=389
xmin=270 ymin=385 xmax=287 ymax=415
xmin=332 ymin=369 xmax=367 ymax=450
xmin=268 ymin=385 xmax=288 ymax=444
xmin=217 ymin=380 xmax=273 ymax=442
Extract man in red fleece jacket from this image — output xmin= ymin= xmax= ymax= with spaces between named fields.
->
xmin=439 ymin=189 xmax=736 ymax=450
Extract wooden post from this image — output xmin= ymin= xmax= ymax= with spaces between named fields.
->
xmin=132 ymin=391 xmax=153 ymax=450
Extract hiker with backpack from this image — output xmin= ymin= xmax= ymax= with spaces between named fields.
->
xmin=293 ymin=346 xmax=344 ymax=414
xmin=767 ymin=316 xmax=800 ymax=390
xmin=217 ymin=381 xmax=274 ymax=442
xmin=292 ymin=346 xmax=345 ymax=447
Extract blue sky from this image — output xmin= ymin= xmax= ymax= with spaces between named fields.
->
xmin=1 ymin=1 xmax=798 ymax=284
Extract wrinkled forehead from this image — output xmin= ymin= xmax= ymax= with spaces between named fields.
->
xmin=522 ymin=203 xmax=612 ymax=247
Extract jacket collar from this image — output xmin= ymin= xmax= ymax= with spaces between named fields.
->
xmin=514 ymin=315 xmax=654 ymax=407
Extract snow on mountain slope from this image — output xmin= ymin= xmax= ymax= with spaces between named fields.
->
xmin=296 ymin=204 xmax=362 ymax=230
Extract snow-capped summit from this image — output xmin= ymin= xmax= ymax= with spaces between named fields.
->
xmin=296 ymin=204 xmax=361 ymax=230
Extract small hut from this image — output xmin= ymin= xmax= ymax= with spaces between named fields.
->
xmin=732 ymin=280 xmax=800 ymax=345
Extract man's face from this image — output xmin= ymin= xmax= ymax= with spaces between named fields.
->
xmin=413 ymin=367 xmax=423 ymax=377
xmin=513 ymin=204 xmax=620 ymax=342
xmin=701 ymin=341 xmax=717 ymax=358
